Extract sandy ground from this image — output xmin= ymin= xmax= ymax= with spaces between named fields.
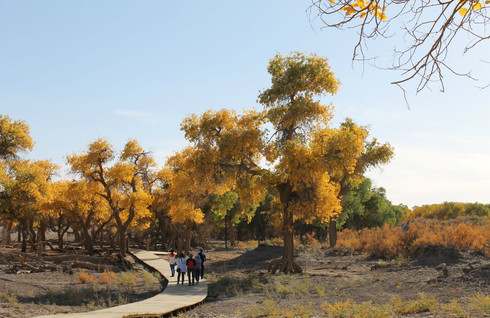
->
xmin=0 ymin=249 xmax=163 ymax=318
xmin=183 ymin=244 xmax=490 ymax=317
xmin=0 ymin=242 xmax=488 ymax=317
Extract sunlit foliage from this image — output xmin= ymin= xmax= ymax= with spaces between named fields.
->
xmin=0 ymin=115 xmax=34 ymax=161
xmin=409 ymin=202 xmax=490 ymax=220
xmin=67 ymin=138 xmax=155 ymax=256
xmin=338 ymin=219 xmax=490 ymax=258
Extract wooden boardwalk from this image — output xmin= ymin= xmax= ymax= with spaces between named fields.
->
xmin=35 ymin=249 xmax=208 ymax=318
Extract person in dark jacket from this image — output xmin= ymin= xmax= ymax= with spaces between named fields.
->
xmin=197 ymin=248 xmax=206 ymax=279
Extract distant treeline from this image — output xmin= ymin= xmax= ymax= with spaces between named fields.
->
xmin=408 ymin=202 xmax=490 ymax=220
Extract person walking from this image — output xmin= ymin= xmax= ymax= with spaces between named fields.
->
xmin=168 ymin=249 xmax=176 ymax=277
xmin=186 ymin=253 xmax=196 ymax=286
xmin=197 ymin=248 xmax=206 ymax=279
xmin=194 ymin=253 xmax=201 ymax=284
xmin=176 ymin=252 xmax=187 ymax=285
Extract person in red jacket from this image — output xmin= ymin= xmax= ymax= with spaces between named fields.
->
xmin=186 ymin=253 xmax=196 ymax=286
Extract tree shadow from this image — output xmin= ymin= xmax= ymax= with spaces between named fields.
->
xmin=208 ymin=244 xmax=283 ymax=273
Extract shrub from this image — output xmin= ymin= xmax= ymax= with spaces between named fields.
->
xmin=98 ymin=271 xmax=117 ymax=285
xmin=208 ymin=274 xmax=266 ymax=298
xmin=236 ymin=240 xmax=258 ymax=250
xmin=242 ymin=299 xmax=282 ymax=318
xmin=468 ymin=293 xmax=490 ymax=315
xmin=391 ymin=293 xmax=438 ymax=315
xmin=0 ymin=290 xmax=20 ymax=308
xmin=337 ymin=219 xmax=490 ymax=259
xmin=77 ymin=270 xmax=96 ymax=284
xmin=440 ymin=299 xmax=467 ymax=318
xmin=117 ymin=271 xmax=136 ymax=287
xmin=322 ymin=300 xmax=392 ymax=318
xmin=142 ymin=270 xmax=156 ymax=288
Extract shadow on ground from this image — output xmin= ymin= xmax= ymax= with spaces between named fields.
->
xmin=208 ymin=245 xmax=282 ymax=272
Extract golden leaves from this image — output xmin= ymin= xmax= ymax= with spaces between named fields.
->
xmin=67 ymin=138 xmax=157 ymax=231
xmin=473 ymin=2 xmax=483 ymax=9
xmin=341 ymin=0 xmax=387 ymax=21
xmin=169 ymin=199 xmax=204 ymax=224
xmin=341 ymin=5 xmax=357 ymax=15
xmin=0 ymin=115 xmax=34 ymax=160
xmin=458 ymin=0 xmax=484 ymax=15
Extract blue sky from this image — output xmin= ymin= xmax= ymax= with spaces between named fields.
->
xmin=2 ymin=1 xmax=490 ymax=208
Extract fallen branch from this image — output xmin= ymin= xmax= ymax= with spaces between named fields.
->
xmin=44 ymin=255 xmax=119 ymax=265
xmin=69 ymin=260 xmax=121 ymax=273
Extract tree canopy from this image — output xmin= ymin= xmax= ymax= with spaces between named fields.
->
xmin=0 ymin=52 xmax=397 ymax=270
xmin=0 ymin=115 xmax=34 ymax=161
xmin=180 ymin=52 xmax=393 ymax=273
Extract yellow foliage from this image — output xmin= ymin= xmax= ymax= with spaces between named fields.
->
xmin=340 ymin=0 xmax=388 ymax=20
xmin=168 ymin=199 xmax=204 ymax=224
xmin=67 ymin=138 xmax=156 ymax=243
xmin=0 ymin=115 xmax=34 ymax=160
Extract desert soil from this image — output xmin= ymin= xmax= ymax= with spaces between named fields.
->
xmin=0 ymin=243 xmax=488 ymax=318
xmin=183 ymin=244 xmax=490 ymax=317
xmin=0 ymin=248 xmax=163 ymax=318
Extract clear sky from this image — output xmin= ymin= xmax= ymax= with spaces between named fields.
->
xmin=2 ymin=1 xmax=490 ymax=208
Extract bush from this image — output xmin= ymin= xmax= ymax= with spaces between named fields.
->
xmin=77 ymin=270 xmax=96 ymax=284
xmin=117 ymin=271 xmax=136 ymax=287
xmin=391 ymin=293 xmax=438 ymax=314
xmin=337 ymin=219 xmax=490 ymax=259
xmin=469 ymin=293 xmax=490 ymax=315
xmin=98 ymin=271 xmax=117 ymax=285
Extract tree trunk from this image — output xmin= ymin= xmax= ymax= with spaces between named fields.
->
xmin=227 ymin=213 xmax=236 ymax=247
xmin=21 ymin=223 xmax=27 ymax=253
xmin=1 ymin=220 xmax=13 ymax=246
xmin=57 ymin=223 xmax=64 ymax=251
xmin=118 ymin=229 xmax=127 ymax=257
xmin=38 ymin=220 xmax=46 ymax=243
xmin=176 ymin=232 xmax=184 ymax=255
xmin=184 ymin=226 xmax=192 ymax=254
xmin=269 ymin=183 xmax=302 ymax=274
xmin=81 ymin=226 xmax=94 ymax=255
xmin=73 ymin=229 xmax=81 ymax=242
xmin=28 ymin=220 xmax=37 ymax=250
xmin=224 ymin=214 xmax=228 ymax=249
xmin=329 ymin=217 xmax=337 ymax=247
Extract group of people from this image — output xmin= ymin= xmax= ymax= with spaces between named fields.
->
xmin=167 ymin=248 xmax=206 ymax=286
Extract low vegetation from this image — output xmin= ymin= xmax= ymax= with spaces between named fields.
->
xmin=337 ymin=218 xmax=490 ymax=258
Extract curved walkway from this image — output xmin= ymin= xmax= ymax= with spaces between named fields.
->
xmin=35 ymin=249 xmax=208 ymax=318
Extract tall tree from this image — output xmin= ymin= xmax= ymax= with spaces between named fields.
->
xmin=325 ymin=118 xmax=394 ymax=246
xmin=258 ymin=52 xmax=344 ymax=273
xmin=67 ymin=138 xmax=154 ymax=257
xmin=182 ymin=53 xmax=367 ymax=273
xmin=337 ymin=178 xmax=407 ymax=230
xmin=0 ymin=115 xmax=34 ymax=245
xmin=0 ymin=160 xmax=56 ymax=251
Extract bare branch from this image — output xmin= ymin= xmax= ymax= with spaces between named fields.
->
xmin=309 ymin=0 xmax=490 ymax=92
